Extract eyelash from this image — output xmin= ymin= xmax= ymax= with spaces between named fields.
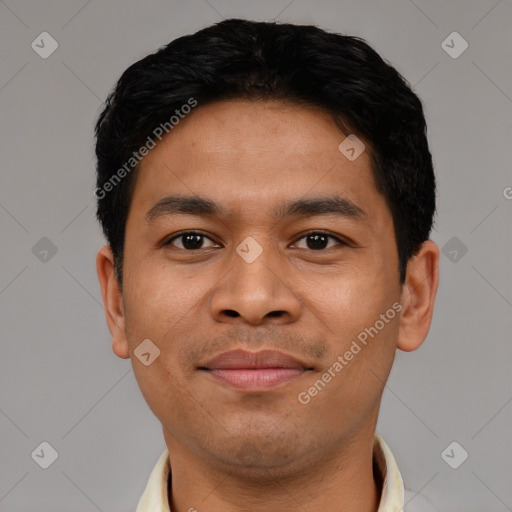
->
xmin=163 ymin=230 xmax=348 ymax=251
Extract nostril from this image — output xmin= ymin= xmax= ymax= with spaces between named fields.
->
xmin=224 ymin=310 xmax=239 ymax=317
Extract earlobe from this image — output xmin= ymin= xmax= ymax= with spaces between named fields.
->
xmin=96 ymin=246 xmax=130 ymax=359
xmin=397 ymin=240 xmax=440 ymax=352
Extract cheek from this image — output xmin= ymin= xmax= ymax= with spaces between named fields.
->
xmin=122 ymin=265 xmax=215 ymax=392
xmin=308 ymin=264 xmax=396 ymax=336
xmin=301 ymin=314 xmax=399 ymax=427
xmin=304 ymin=264 xmax=400 ymax=400
xmin=122 ymin=273 xmax=197 ymax=414
xmin=130 ymin=352 xmax=198 ymax=437
xmin=123 ymin=262 xmax=202 ymax=341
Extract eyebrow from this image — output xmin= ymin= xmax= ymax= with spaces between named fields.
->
xmin=145 ymin=194 xmax=367 ymax=224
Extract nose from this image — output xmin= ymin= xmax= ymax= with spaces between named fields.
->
xmin=209 ymin=239 xmax=302 ymax=326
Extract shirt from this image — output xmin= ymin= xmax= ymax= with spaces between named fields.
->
xmin=135 ymin=433 xmax=429 ymax=511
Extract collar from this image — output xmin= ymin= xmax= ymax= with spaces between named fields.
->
xmin=135 ymin=433 xmax=404 ymax=511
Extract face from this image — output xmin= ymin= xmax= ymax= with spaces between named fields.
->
xmin=102 ymin=100 xmax=410 ymax=477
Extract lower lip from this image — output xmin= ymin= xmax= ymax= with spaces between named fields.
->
xmin=204 ymin=368 xmax=306 ymax=391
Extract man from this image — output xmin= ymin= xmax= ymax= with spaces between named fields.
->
xmin=94 ymin=18 xmax=439 ymax=511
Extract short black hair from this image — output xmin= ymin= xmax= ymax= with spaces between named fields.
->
xmin=95 ymin=18 xmax=435 ymax=285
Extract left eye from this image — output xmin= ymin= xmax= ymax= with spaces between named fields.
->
xmin=293 ymin=232 xmax=345 ymax=251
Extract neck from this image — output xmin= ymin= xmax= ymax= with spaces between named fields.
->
xmin=164 ymin=428 xmax=381 ymax=512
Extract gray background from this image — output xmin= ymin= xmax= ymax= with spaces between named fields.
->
xmin=1 ymin=0 xmax=511 ymax=510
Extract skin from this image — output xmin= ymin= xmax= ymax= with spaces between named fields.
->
xmin=96 ymin=99 xmax=439 ymax=512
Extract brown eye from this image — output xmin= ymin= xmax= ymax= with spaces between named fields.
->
xmin=293 ymin=232 xmax=345 ymax=251
xmin=165 ymin=232 xmax=218 ymax=250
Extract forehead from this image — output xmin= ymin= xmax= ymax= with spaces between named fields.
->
xmin=130 ymin=99 xmax=388 ymax=225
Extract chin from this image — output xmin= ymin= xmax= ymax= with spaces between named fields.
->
xmin=202 ymin=431 xmax=310 ymax=481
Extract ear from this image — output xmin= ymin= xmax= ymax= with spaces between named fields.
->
xmin=96 ymin=245 xmax=130 ymax=359
xmin=397 ymin=240 xmax=440 ymax=352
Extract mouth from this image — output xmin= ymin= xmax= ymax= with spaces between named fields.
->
xmin=198 ymin=349 xmax=314 ymax=392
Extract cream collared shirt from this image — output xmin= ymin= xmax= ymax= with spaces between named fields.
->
xmin=135 ymin=433 xmax=431 ymax=511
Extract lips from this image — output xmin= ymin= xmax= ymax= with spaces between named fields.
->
xmin=199 ymin=349 xmax=312 ymax=391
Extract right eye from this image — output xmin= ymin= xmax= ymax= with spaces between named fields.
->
xmin=164 ymin=231 xmax=220 ymax=251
